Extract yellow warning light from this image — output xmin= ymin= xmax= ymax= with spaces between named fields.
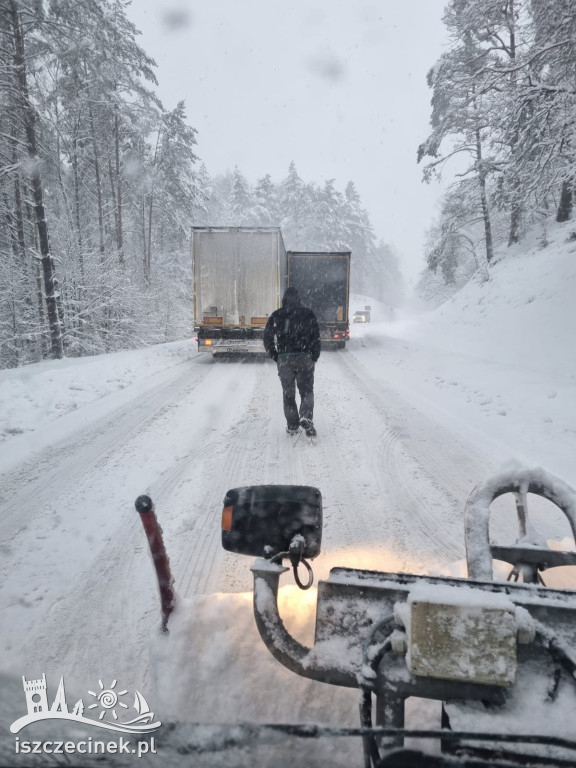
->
xmin=221 ymin=505 xmax=234 ymax=532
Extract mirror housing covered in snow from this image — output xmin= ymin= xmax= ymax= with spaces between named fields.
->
xmin=221 ymin=484 xmax=322 ymax=559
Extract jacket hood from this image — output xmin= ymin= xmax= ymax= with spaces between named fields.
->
xmin=282 ymin=287 xmax=301 ymax=308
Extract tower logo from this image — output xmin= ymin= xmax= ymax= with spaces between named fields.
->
xmin=11 ymin=674 xmax=161 ymax=735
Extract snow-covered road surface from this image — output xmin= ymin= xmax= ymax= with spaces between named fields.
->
xmin=1 ymin=314 xmax=575 ymax=764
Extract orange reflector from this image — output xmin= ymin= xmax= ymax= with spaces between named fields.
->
xmin=222 ymin=505 xmax=234 ymax=532
xmin=203 ymin=316 xmax=223 ymax=325
xmin=250 ymin=317 xmax=268 ymax=325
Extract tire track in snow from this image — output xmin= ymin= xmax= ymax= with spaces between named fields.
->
xmin=27 ymin=358 xmax=275 ymax=694
xmin=349 ymin=335 xmax=572 ymax=549
xmin=4 ymin=342 xmax=509 ymax=698
xmin=212 ymin=361 xmax=310 ymax=594
xmin=332 ymin=347 xmax=497 ymax=564
xmin=0 ymin=357 xmax=213 ymax=542
xmin=174 ymin=361 xmax=278 ymax=598
xmin=3 ymin=356 xmax=236 ymax=693
xmin=303 ymin=351 xmax=411 ymax=566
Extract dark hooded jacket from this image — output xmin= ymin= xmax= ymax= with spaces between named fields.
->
xmin=263 ymin=288 xmax=321 ymax=362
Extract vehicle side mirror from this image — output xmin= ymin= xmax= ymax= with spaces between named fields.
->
xmin=221 ymin=484 xmax=322 ymax=559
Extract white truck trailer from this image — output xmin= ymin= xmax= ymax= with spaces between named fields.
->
xmin=192 ymin=226 xmax=287 ymax=355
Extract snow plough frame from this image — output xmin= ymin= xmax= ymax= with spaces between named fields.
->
xmin=138 ymin=467 xmax=576 ymax=767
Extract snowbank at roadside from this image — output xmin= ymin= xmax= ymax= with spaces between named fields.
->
xmin=0 ymin=340 xmax=196 ymax=444
xmin=386 ymin=220 xmax=576 ymax=377
xmin=347 ymin=219 xmax=576 ymax=488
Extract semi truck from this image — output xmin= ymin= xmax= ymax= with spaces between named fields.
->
xmin=287 ymin=251 xmax=351 ymax=349
xmin=192 ymin=226 xmax=287 ymax=355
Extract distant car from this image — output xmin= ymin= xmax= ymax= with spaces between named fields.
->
xmin=353 ymin=311 xmax=370 ymax=323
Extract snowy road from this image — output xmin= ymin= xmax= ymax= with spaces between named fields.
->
xmin=1 ymin=324 xmax=575 ymax=757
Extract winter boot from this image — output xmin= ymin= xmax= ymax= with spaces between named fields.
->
xmin=299 ymin=418 xmax=317 ymax=437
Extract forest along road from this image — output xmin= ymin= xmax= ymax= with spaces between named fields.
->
xmin=1 ymin=341 xmax=512 ymax=701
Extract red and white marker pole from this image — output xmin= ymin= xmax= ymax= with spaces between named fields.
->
xmin=135 ymin=495 xmax=176 ymax=632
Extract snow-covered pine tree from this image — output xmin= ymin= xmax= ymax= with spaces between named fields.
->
xmin=279 ymin=162 xmax=308 ymax=248
xmin=253 ymin=174 xmax=280 ymax=225
xmin=528 ymin=0 xmax=576 ymax=222
xmin=418 ymin=21 xmax=496 ymax=265
xmin=341 ymin=181 xmax=377 ymax=296
xmin=0 ymin=0 xmax=206 ymax=365
xmin=2 ymin=0 xmax=64 ymax=360
xmin=144 ymin=101 xmax=200 ymax=285
xmin=417 ymin=175 xmax=493 ymax=307
xmin=228 ymin=166 xmax=254 ymax=224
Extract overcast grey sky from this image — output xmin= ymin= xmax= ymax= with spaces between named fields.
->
xmin=127 ymin=1 xmax=449 ymax=282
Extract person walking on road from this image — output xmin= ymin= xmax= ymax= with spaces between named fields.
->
xmin=263 ymin=287 xmax=321 ymax=437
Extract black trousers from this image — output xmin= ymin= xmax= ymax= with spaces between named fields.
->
xmin=276 ymin=354 xmax=315 ymax=428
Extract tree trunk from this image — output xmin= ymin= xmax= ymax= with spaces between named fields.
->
xmin=29 ymin=199 xmax=47 ymax=356
xmin=3 ymin=191 xmax=19 ymax=260
xmin=145 ymin=125 xmax=162 ymax=285
xmin=72 ymin=132 xmax=85 ymax=279
xmin=8 ymin=0 xmax=64 ymax=359
xmin=2 ymin=190 xmax=23 ymax=367
xmin=114 ymin=111 xmax=124 ymax=266
xmin=36 ymin=259 xmax=45 ymax=343
xmin=474 ymin=120 xmax=494 ymax=263
xmin=108 ymin=156 xmax=118 ymax=244
xmin=11 ymin=128 xmax=27 ymax=262
xmin=506 ymin=0 xmax=522 ymax=246
xmin=146 ymin=192 xmax=153 ymax=284
xmin=88 ymin=105 xmax=106 ymax=264
xmin=89 ymin=105 xmax=110 ymax=348
xmin=478 ymin=168 xmax=494 ymax=263
xmin=508 ymin=204 xmax=521 ymax=246
xmin=556 ymin=180 xmax=573 ymax=222
xmin=142 ymin=194 xmax=148 ymax=282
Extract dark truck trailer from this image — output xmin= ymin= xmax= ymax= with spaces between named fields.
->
xmin=192 ymin=226 xmax=287 ymax=355
xmin=287 ymin=251 xmax=351 ymax=349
